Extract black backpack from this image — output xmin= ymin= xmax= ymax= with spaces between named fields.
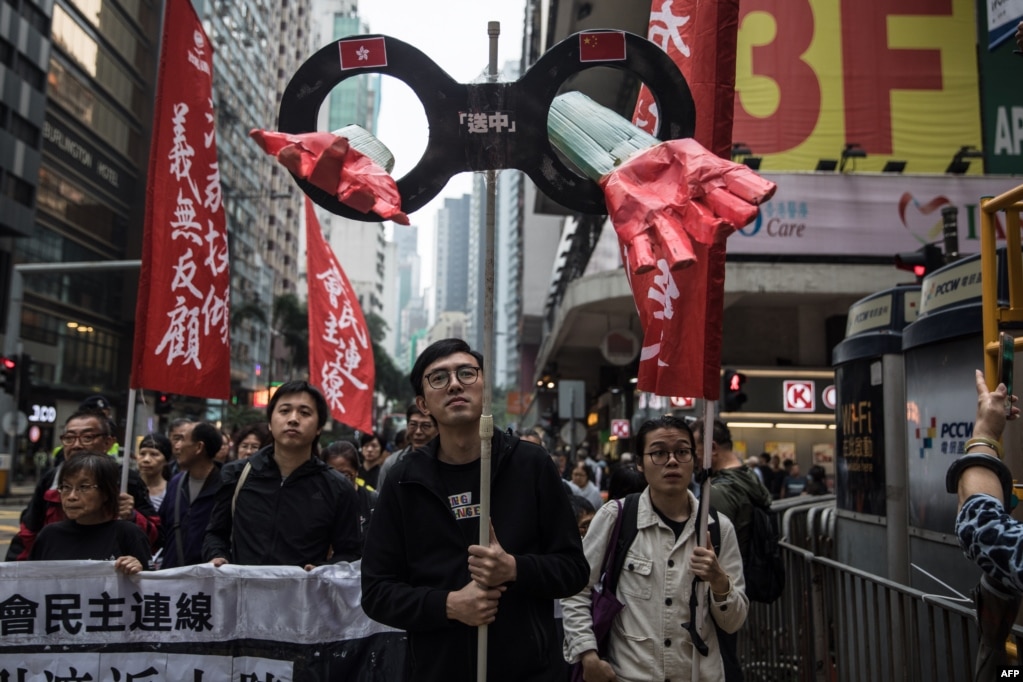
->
xmin=742 ymin=500 xmax=785 ymax=603
xmin=609 ymin=491 xmax=785 ymax=604
xmin=608 ymin=493 xmax=721 ymax=594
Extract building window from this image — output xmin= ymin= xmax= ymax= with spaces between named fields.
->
xmin=8 ymin=111 xmax=40 ymax=147
xmin=1 ymin=171 xmax=35 ymax=207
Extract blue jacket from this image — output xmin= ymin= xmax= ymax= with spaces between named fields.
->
xmin=159 ymin=463 xmax=224 ymax=568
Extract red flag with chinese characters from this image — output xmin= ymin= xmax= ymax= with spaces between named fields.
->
xmin=305 ymin=199 xmax=375 ymax=432
xmin=339 ymin=36 xmax=388 ymax=70
xmin=626 ymin=0 xmax=741 ymax=399
xmin=579 ymin=31 xmax=627 ymax=62
xmin=132 ymin=0 xmax=230 ymax=398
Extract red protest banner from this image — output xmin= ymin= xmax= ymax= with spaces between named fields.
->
xmin=132 ymin=0 xmax=230 ymax=398
xmin=305 ymin=199 xmax=375 ymax=432
xmin=624 ymin=0 xmax=741 ymax=399
xmin=632 ymin=0 xmax=739 ymax=160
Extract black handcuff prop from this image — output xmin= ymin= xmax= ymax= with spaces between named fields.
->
xmin=946 ymin=454 xmax=1017 ymax=510
xmin=277 ymin=31 xmax=695 ymax=220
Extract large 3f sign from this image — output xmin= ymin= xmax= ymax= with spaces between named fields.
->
xmin=733 ymin=0 xmax=981 ymax=173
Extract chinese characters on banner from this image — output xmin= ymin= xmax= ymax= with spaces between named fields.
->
xmin=624 ymin=0 xmax=741 ymax=399
xmin=304 ymin=200 xmax=374 ymax=432
xmin=132 ymin=0 xmax=230 ymax=398
xmin=632 ymin=0 xmax=739 ymax=159
xmin=0 ymin=561 xmax=406 ymax=681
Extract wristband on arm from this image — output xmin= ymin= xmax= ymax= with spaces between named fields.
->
xmin=946 ymin=454 xmax=1016 ymax=510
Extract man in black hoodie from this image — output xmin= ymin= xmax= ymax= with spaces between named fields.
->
xmin=694 ymin=418 xmax=774 ymax=682
xmin=361 ymin=338 xmax=589 ymax=682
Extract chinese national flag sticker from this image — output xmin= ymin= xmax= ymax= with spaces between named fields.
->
xmin=579 ymin=31 xmax=626 ymax=62
xmin=339 ymin=36 xmax=388 ymax=70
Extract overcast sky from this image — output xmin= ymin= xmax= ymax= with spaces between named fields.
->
xmin=358 ymin=0 xmax=526 ymax=301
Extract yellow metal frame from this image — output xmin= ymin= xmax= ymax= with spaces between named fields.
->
xmin=980 ymin=184 xmax=1023 ymax=388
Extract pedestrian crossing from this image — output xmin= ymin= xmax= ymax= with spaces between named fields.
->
xmin=0 ymin=509 xmax=20 ymax=547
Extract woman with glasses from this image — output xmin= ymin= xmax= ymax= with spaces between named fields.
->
xmin=233 ymin=422 xmax=271 ymax=461
xmin=562 ymin=415 xmax=748 ymax=682
xmin=29 ymin=452 xmax=151 ymax=575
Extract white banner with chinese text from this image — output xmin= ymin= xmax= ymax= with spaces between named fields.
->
xmin=0 ymin=561 xmax=404 ymax=681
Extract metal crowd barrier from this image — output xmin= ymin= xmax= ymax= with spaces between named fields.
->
xmin=736 ymin=500 xmax=1023 ymax=681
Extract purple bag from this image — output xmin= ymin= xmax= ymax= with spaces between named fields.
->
xmin=569 ymin=499 xmax=627 ymax=682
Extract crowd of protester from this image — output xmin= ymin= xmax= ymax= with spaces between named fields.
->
xmin=11 ymin=338 xmax=851 ymax=681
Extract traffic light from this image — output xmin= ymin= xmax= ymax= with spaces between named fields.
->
xmin=0 ymin=356 xmax=16 ymax=395
xmin=155 ymin=392 xmax=173 ymax=415
xmin=17 ymin=354 xmax=32 ymax=394
xmin=895 ymin=244 xmax=944 ymax=282
xmin=722 ymin=369 xmax=748 ymax=412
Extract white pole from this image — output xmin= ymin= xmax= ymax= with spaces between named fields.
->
xmin=121 ymin=388 xmax=139 ymax=494
xmin=692 ymin=398 xmax=715 ymax=680
xmin=476 ymin=20 xmax=500 ymax=682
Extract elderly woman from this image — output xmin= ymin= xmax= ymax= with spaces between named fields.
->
xmin=562 ymin=415 xmax=748 ymax=682
xmin=29 ymin=452 xmax=151 ymax=574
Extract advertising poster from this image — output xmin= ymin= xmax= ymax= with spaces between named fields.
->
xmin=733 ymin=0 xmax=982 ymax=173
xmin=812 ymin=442 xmax=835 ymax=476
xmin=977 ymin=0 xmax=1023 ymax=174
xmin=765 ymin=441 xmax=795 ymax=459
xmin=905 ymin=336 xmax=981 ymax=534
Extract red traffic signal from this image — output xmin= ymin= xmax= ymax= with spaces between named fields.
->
xmin=895 ymin=244 xmax=944 ymax=282
xmin=155 ymin=392 xmax=173 ymax=415
xmin=0 ymin=356 xmax=16 ymax=394
xmin=722 ymin=369 xmax=748 ymax=412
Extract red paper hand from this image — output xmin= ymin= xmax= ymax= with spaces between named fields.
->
xmin=600 ymin=138 xmax=776 ymax=275
xmin=250 ymin=130 xmax=409 ymax=225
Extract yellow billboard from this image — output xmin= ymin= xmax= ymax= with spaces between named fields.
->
xmin=734 ymin=0 xmax=982 ymax=174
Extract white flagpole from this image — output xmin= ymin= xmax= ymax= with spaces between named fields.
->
xmin=692 ymin=397 xmax=715 ymax=680
xmin=476 ymin=20 xmax=500 ymax=682
xmin=120 ymin=388 xmax=138 ymax=494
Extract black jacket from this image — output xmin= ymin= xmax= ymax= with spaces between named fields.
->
xmin=361 ymin=429 xmax=589 ymax=682
xmin=6 ymin=464 xmax=159 ymax=561
xmin=202 ymin=446 xmax=361 ymax=566
xmin=159 ymin=463 xmax=224 ymax=568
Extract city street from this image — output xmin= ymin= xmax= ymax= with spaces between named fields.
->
xmin=0 ymin=505 xmax=21 ymax=551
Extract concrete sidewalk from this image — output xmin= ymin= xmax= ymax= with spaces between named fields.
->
xmin=1 ymin=479 xmax=36 ymax=507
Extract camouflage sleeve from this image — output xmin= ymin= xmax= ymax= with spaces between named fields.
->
xmin=956 ymin=494 xmax=1023 ymax=592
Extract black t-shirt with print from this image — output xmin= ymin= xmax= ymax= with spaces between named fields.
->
xmin=438 ymin=458 xmax=482 ymax=547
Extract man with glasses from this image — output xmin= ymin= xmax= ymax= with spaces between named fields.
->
xmin=361 ymin=338 xmax=588 ymax=682
xmin=6 ymin=409 xmax=160 ymax=561
xmin=693 ymin=418 xmax=772 ymax=682
xmin=375 ymin=402 xmax=437 ymax=491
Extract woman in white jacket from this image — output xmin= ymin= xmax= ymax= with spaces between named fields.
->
xmin=562 ymin=415 xmax=748 ymax=682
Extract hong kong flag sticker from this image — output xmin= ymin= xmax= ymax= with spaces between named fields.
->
xmin=339 ymin=36 xmax=388 ymax=70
